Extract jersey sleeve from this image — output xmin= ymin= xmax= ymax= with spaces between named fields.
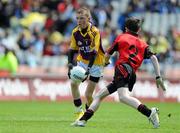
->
xmin=144 ymin=46 xmax=155 ymax=59
xmin=107 ymin=38 xmax=119 ymax=55
xmin=70 ymin=32 xmax=79 ymax=50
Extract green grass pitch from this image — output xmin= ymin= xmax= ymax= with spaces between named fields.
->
xmin=0 ymin=101 xmax=179 ymax=133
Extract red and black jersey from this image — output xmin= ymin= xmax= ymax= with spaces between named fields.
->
xmin=107 ymin=32 xmax=152 ymax=72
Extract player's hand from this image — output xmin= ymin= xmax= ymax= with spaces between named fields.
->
xmin=104 ymin=56 xmax=110 ymax=67
xmin=104 ymin=61 xmax=110 ymax=67
xmin=82 ymin=67 xmax=90 ymax=82
xmin=68 ymin=63 xmax=73 ymax=79
xmin=156 ymin=76 xmax=166 ymax=91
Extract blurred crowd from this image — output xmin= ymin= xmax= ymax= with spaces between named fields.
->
xmin=0 ymin=0 xmax=180 ymax=75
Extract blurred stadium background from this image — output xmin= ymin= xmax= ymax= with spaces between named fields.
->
xmin=0 ymin=0 xmax=180 ymax=103
xmin=1 ymin=0 xmax=180 ymax=133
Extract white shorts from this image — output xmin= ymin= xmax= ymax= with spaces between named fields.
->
xmin=77 ymin=61 xmax=103 ymax=78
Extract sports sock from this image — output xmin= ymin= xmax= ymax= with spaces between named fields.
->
xmin=137 ymin=104 xmax=151 ymax=117
xmin=74 ymin=99 xmax=82 ymax=107
xmin=85 ymin=103 xmax=89 ymax=110
xmin=80 ymin=109 xmax=94 ymax=121
xmin=74 ymin=99 xmax=83 ymax=112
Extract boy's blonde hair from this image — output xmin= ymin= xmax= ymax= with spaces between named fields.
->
xmin=76 ymin=7 xmax=91 ymax=19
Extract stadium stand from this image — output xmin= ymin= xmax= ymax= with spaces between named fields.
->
xmin=0 ymin=0 xmax=179 ymax=78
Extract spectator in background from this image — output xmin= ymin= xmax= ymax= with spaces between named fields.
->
xmin=0 ymin=45 xmax=18 ymax=75
xmin=43 ymin=30 xmax=64 ymax=56
xmin=150 ymin=35 xmax=170 ymax=62
xmin=0 ymin=0 xmax=179 ymax=76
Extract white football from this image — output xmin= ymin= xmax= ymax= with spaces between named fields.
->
xmin=70 ymin=66 xmax=86 ymax=83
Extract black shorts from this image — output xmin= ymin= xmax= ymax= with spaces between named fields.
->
xmin=107 ymin=63 xmax=136 ymax=94
xmin=89 ymin=76 xmax=100 ymax=83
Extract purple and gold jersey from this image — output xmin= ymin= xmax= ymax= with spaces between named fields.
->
xmin=70 ymin=23 xmax=105 ymax=65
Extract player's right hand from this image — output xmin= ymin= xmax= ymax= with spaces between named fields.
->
xmin=104 ymin=61 xmax=110 ymax=67
xmin=82 ymin=67 xmax=90 ymax=82
xmin=156 ymin=76 xmax=166 ymax=91
xmin=104 ymin=56 xmax=110 ymax=67
xmin=68 ymin=63 xmax=73 ymax=79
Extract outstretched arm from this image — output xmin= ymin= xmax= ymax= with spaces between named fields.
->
xmin=150 ymin=55 xmax=161 ymax=77
xmin=104 ymin=53 xmax=111 ymax=66
xmin=150 ymin=55 xmax=166 ymax=91
xmin=105 ymin=40 xmax=119 ymax=66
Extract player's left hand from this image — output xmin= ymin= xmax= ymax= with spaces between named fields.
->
xmin=156 ymin=76 xmax=166 ymax=91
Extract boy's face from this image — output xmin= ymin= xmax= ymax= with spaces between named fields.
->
xmin=76 ymin=12 xmax=89 ymax=29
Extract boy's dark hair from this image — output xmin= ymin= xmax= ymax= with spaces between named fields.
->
xmin=125 ymin=17 xmax=141 ymax=33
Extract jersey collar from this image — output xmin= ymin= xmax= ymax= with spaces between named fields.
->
xmin=126 ymin=31 xmax=139 ymax=37
xmin=78 ymin=23 xmax=92 ymax=37
xmin=78 ymin=22 xmax=92 ymax=32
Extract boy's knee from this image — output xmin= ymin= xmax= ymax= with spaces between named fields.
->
xmin=119 ymin=94 xmax=127 ymax=102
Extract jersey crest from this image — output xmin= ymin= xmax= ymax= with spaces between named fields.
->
xmin=78 ymin=41 xmax=83 ymax=46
